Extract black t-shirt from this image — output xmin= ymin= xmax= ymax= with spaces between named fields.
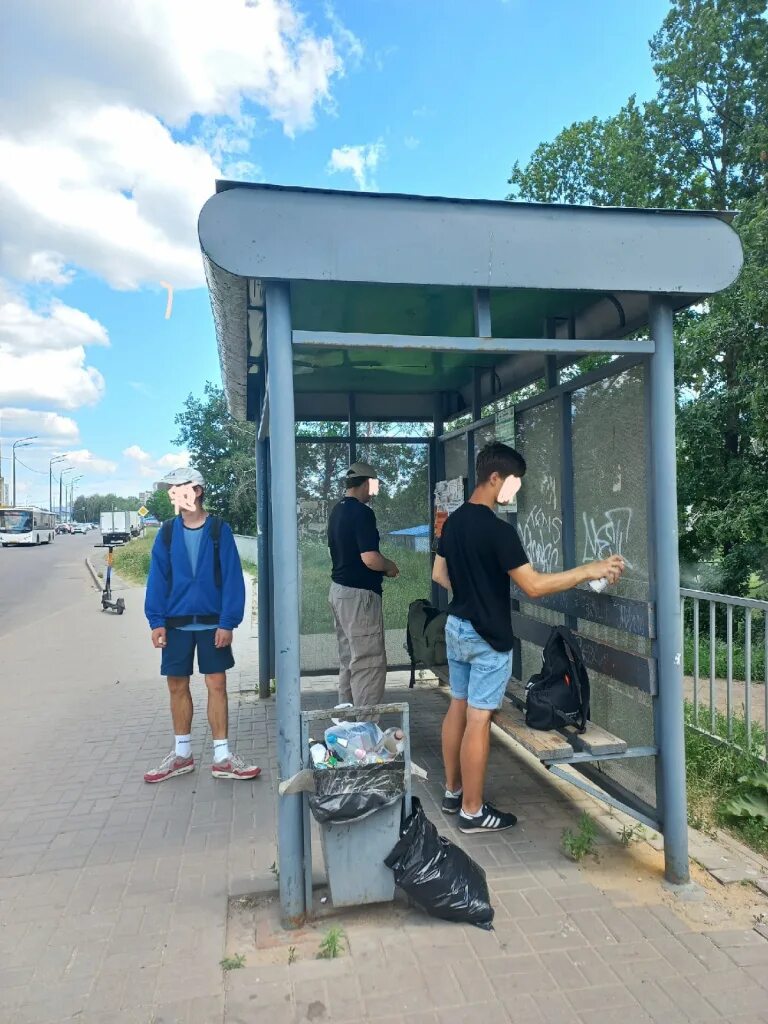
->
xmin=328 ymin=497 xmax=384 ymax=595
xmin=437 ymin=502 xmax=529 ymax=652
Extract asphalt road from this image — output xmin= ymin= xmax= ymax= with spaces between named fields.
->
xmin=0 ymin=532 xmax=98 ymax=640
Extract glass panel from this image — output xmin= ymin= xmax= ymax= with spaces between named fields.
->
xmin=572 ymin=364 xmax=655 ymax=810
xmin=443 ymin=434 xmax=468 ymax=482
xmin=298 ymin=439 xmax=431 ymax=674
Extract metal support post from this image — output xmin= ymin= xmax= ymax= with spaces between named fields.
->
xmin=265 ymin=281 xmax=305 ymax=924
xmin=648 ymin=297 xmax=689 ymax=885
xmin=256 ymin=379 xmax=271 ymax=700
xmin=348 ymin=393 xmax=357 ymax=465
xmin=432 ymin=393 xmax=445 ymax=608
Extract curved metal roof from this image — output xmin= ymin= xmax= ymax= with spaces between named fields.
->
xmin=197 ymin=182 xmax=744 ymax=421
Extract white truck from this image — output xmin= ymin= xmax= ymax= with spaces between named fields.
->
xmin=128 ymin=511 xmax=143 ymax=538
xmin=100 ymin=510 xmax=132 ymax=545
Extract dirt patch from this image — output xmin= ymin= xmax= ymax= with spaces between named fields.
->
xmin=580 ymin=835 xmax=768 ymax=931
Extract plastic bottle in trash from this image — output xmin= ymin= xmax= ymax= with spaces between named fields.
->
xmin=310 ymin=743 xmax=329 ymax=768
xmin=377 ymin=727 xmax=405 ymax=757
xmin=325 ymin=722 xmax=383 ymax=761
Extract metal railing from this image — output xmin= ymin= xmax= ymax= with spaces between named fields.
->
xmin=680 ymin=588 xmax=768 ymax=758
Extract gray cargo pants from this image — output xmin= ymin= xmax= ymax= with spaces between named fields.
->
xmin=329 ymin=582 xmax=387 ymax=707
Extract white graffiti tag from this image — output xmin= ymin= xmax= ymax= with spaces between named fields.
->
xmin=519 ymin=505 xmax=562 ymax=573
xmin=582 ymin=507 xmax=634 ymax=569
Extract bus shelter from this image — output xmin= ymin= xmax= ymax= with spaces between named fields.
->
xmin=198 ymin=182 xmax=743 ymax=923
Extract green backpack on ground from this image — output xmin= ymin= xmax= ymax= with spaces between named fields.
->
xmin=406 ymin=599 xmax=448 ymax=688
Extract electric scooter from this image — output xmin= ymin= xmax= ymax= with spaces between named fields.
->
xmin=93 ymin=543 xmax=126 ymax=614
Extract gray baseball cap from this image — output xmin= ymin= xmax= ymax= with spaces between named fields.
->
xmin=345 ymin=462 xmax=378 ymax=481
xmin=160 ymin=467 xmax=205 ymax=489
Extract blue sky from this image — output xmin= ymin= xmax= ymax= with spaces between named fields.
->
xmin=1 ymin=0 xmax=670 ymax=506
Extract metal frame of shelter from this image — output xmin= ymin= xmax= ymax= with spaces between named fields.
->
xmin=198 ymin=182 xmax=743 ymax=925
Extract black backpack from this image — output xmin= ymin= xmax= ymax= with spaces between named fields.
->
xmin=161 ymin=514 xmax=223 ymax=592
xmin=525 ymin=626 xmax=590 ymax=733
xmin=406 ymin=599 xmax=448 ymax=688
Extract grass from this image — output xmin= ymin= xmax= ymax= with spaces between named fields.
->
xmin=220 ymin=953 xmax=246 ymax=971
xmin=110 ymin=527 xmax=257 ymax=585
xmin=300 ymin=540 xmax=430 ymax=634
xmin=316 ymin=926 xmax=345 ymax=960
xmin=685 ymin=701 xmax=768 ymax=856
xmin=561 ymin=812 xmax=598 ymax=862
xmin=112 ymin=529 xmax=156 ymax=584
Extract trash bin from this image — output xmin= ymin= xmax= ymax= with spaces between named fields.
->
xmin=309 ymin=760 xmax=404 ymax=907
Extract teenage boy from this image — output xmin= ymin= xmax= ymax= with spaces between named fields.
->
xmin=143 ymin=467 xmax=261 ymax=783
xmin=432 ymin=442 xmax=624 ymax=834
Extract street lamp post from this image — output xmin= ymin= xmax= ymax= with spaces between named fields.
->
xmin=70 ymin=475 xmax=83 ymax=522
xmin=12 ymin=436 xmax=37 ymax=506
xmin=49 ymin=455 xmax=67 ymax=513
xmin=59 ymin=467 xmax=74 ymax=520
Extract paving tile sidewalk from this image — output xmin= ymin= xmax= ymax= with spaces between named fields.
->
xmin=1 ymin=570 xmax=768 ymax=1024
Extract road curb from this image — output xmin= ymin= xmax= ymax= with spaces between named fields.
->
xmin=85 ymin=556 xmax=102 ymax=590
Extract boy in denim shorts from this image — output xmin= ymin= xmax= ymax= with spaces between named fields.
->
xmin=433 ymin=443 xmax=624 ymax=834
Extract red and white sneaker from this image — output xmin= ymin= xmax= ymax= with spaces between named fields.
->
xmin=144 ymin=751 xmax=194 ymax=784
xmin=211 ymin=752 xmax=261 ymax=780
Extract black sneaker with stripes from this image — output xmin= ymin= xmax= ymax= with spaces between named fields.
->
xmin=458 ymin=802 xmax=517 ymax=834
xmin=441 ymin=790 xmax=463 ymax=815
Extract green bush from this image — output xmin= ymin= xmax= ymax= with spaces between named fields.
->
xmin=683 ymin=626 xmax=766 ymax=682
xmin=685 ymin=702 xmax=768 ymax=856
xmin=112 ymin=530 xmax=156 ymax=584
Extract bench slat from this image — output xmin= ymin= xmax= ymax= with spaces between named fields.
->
xmin=491 ymin=706 xmax=573 ymax=761
xmin=506 ymin=682 xmax=627 ymax=756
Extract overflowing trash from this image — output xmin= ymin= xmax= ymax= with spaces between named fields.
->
xmin=385 ymin=797 xmax=495 ymax=930
xmin=310 ymin=721 xmax=406 ymax=769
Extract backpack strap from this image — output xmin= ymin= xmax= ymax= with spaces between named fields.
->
xmin=554 ymin=626 xmax=589 ymax=732
xmin=209 ymin=515 xmax=222 ymax=589
xmin=161 ymin=516 xmax=177 ymax=595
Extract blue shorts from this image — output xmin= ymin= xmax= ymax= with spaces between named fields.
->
xmin=445 ymin=615 xmax=512 ymax=711
xmin=160 ymin=628 xmax=235 ymax=677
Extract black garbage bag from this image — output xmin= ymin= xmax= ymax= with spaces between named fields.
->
xmin=384 ymin=797 xmax=494 ymax=930
xmin=308 ymin=760 xmax=405 ymax=824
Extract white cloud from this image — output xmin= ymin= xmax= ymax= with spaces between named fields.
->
xmin=58 ymin=449 xmax=118 ymax=475
xmin=123 ymin=445 xmax=152 ymax=462
xmin=157 ymin=451 xmax=191 ymax=469
xmin=327 ymin=141 xmax=385 ymax=191
xmin=0 ymin=0 xmax=347 ymax=290
xmin=128 ymin=381 xmax=154 ymax=398
xmin=0 ymin=408 xmax=79 ymax=443
xmin=0 ymin=283 xmax=107 ymax=409
xmin=404 ymin=135 xmax=420 ymax=150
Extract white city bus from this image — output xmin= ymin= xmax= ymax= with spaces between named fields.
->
xmin=0 ymin=507 xmax=57 ymax=546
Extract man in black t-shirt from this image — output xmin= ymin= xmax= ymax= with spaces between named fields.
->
xmin=328 ymin=462 xmax=399 ymax=707
xmin=433 ymin=442 xmax=624 ymax=835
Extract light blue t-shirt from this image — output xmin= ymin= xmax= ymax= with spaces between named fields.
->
xmin=178 ymin=522 xmax=218 ymax=631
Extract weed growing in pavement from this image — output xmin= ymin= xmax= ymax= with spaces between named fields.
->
xmin=288 ymin=946 xmax=297 ymax=964
xmin=270 ymin=861 xmax=280 ymax=882
xmin=316 ymin=927 xmax=345 ymax=960
xmin=562 ymin=813 xmax=597 ymax=862
xmin=617 ymin=822 xmax=646 ymax=847
xmin=220 ymin=953 xmax=246 ymax=971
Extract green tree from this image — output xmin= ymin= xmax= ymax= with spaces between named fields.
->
xmin=146 ymin=489 xmax=174 ymax=522
xmin=508 ymin=0 xmax=768 ymax=593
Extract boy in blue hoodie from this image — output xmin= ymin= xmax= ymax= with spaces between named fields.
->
xmin=143 ymin=467 xmax=260 ymax=783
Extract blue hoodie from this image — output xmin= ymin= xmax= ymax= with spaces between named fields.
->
xmin=144 ymin=516 xmax=245 ymax=631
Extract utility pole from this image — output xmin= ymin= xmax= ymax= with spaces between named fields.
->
xmin=60 ymin=467 xmax=74 ymax=520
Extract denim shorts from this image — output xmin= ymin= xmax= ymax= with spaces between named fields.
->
xmin=160 ymin=628 xmax=235 ymax=677
xmin=445 ymin=615 xmax=513 ymax=711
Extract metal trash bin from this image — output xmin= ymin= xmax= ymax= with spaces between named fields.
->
xmin=313 ymin=761 xmax=404 ymax=907
xmin=300 ymin=702 xmax=413 ymax=910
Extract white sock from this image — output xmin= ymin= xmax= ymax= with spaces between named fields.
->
xmin=462 ymin=805 xmax=484 ymax=818
xmin=445 ymin=787 xmax=463 ymax=798
xmin=213 ymin=739 xmax=230 ymax=763
xmin=175 ymin=735 xmax=192 ymax=758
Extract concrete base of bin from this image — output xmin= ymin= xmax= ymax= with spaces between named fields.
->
xmin=319 ymin=799 xmax=401 ymax=908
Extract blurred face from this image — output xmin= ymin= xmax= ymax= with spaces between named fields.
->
xmin=496 ymin=473 xmax=522 ymax=506
xmin=168 ymin=482 xmax=197 ymax=513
